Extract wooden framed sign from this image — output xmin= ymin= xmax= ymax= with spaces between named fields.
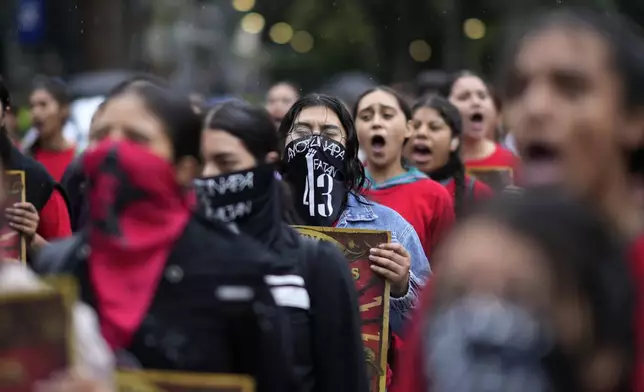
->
xmin=0 ymin=171 xmax=26 ymax=263
xmin=117 ymin=370 xmax=255 ymax=392
xmin=294 ymin=226 xmax=391 ymax=392
xmin=0 ymin=279 xmax=73 ymax=392
xmin=466 ymin=166 xmax=514 ymax=191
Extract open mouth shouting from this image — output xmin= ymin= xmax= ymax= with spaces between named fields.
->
xmin=411 ymin=141 xmax=432 ymax=164
xmin=272 ymin=116 xmax=284 ymax=126
xmin=370 ymin=134 xmax=387 ymax=155
xmin=468 ymin=112 xmax=486 ymax=134
xmin=521 ymin=141 xmax=563 ymax=187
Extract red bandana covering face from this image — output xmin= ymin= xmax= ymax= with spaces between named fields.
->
xmin=83 ymin=140 xmax=191 ymax=350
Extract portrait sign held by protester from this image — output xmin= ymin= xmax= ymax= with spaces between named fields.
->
xmin=0 ymin=171 xmax=26 ymax=262
xmin=0 ymin=276 xmax=73 ymax=391
xmin=117 ymin=371 xmax=255 ymax=392
xmin=295 ymin=226 xmax=391 ymax=392
xmin=467 ymin=166 xmax=514 ymax=191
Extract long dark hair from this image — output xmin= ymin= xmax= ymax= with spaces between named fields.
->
xmin=412 ymin=95 xmax=467 ymax=218
xmin=205 ymin=100 xmax=304 ymax=225
xmin=278 ymin=94 xmax=367 ymax=195
xmin=0 ymin=77 xmax=13 ymax=170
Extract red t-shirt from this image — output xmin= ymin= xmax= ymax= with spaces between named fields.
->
xmin=465 ymin=144 xmax=521 ymax=188
xmin=33 ymin=147 xmax=75 ymax=182
xmin=365 ymin=173 xmax=454 ymax=259
xmin=630 ymin=235 xmax=644 ymax=391
xmin=443 ymin=175 xmax=493 ymax=202
xmin=37 ymin=188 xmax=72 ymax=240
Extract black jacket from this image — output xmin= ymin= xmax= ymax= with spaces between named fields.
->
xmin=260 ymin=224 xmax=370 ymax=392
xmin=59 ymin=154 xmax=87 ymax=231
xmin=34 ymin=216 xmax=300 ymax=392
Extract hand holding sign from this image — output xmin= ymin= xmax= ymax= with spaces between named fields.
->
xmin=369 ymin=243 xmax=410 ymax=297
xmin=6 ymin=202 xmax=39 ymax=243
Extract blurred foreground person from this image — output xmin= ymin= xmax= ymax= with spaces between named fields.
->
xmin=196 ymin=100 xmax=368 ymax=392
xmin=0 ymin=78 xmax=71 ymax=255
xmin=406 ymin=95 xmax=492 ymax=218
xmin=0 ymin=146 xmax=112 ymax=391
xmin=394 ymin=191 xmax=634 ymax=392
xmin=35 ymin=81 xmax=299 ymax=392
xmin=60 ymin=75 xmax=170 ymax=232
xmin=501 ymin=7 xmax=644 ymax=388
xmin=0 ymin=263 xmax=114 ymax=392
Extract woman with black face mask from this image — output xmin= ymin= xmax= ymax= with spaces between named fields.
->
xmin=278 ymin=94 xmax=430 ymax=335
xmin=34 ymin=81 xmax=299 ymax=392
xmin=195 ymin=100 xmax=369 ymax=392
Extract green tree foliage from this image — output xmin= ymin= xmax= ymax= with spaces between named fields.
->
xmin=256 ymin=0 xmax=633 ymax=90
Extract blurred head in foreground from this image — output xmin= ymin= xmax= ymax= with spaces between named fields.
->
xmin=501 ymin=8 xmax=644 ymax=203
xmin=426 ymin=190 xmax=634 ymax=391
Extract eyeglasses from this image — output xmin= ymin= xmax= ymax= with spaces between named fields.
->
xmin=288 ymin=125 xmax=345 ymax=141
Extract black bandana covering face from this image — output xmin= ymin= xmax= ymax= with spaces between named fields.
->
xmin=284 ymin=135 xmax=348 ymax=226
xmin=193 ymin=164 xmax=275 ymax=225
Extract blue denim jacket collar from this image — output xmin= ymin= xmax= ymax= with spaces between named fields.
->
xmin=338 ymin=193 xmax=376 ymax=224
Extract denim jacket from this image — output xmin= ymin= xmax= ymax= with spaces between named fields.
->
xmin=336 ymin=192 xmax=431 ymax=334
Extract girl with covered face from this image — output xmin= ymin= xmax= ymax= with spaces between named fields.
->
xmin=407 ymin=95 xmax=491 ymax=217
xmin=394 ymin=190 xmax=635 ymax=392
xmin=441 ymin=71 xmax=520 ymax=190
xmin=353 ymin=87 xmax=455 ymax=258
xmin=35 ymin=80 xmax=300 ymax=392
xmin=196 ymin=100 xmax=369 ymax=392
xmin=279 ymin=93 xmax=430 ymax=334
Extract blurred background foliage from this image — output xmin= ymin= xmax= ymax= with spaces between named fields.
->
xmin=1 ymin=0 xmax=643 ymax=102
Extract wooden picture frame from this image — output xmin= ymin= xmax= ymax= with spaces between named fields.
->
xmin=466 ymin=166 xmax=514 ymax=191
xmin=117 ymin=370 xmax=255 ymax=392
xmin=0 ymin=170 xmax=26 ymax=263
xmin=294 ymin=226 xmax=391 ymax=392
xmin=0 ymin=278 xmax=74 ymax=391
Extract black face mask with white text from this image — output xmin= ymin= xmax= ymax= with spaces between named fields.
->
xmin=283 ymin=135 xmax=347 ymax=227
xmin=194 ymin=165 xmax=277 ymax=239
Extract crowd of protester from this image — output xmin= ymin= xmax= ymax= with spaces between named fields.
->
xmin=0 ymin=5 xmax=643 ymax=392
